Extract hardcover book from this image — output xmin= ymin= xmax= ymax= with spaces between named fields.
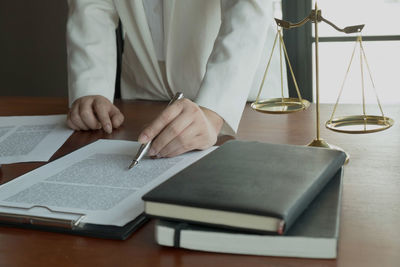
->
xmin=143 ymin=140 xmax=346 ymax=234
xmin=155 ymin=168 xmax=343 ymax=259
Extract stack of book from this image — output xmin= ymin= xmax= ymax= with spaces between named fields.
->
xmin=142 ymin=140 xmax=346 ymax=259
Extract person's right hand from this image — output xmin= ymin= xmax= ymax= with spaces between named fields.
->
xmin=67 ymin=95 xmax=124 ymax=134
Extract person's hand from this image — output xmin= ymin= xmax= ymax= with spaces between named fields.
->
xmin=67 ymin=95 xmax=124 ymax=134
xmin=138 ymin=98 xmax=224 ymax=158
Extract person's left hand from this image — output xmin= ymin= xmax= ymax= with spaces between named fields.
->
xmin=138 ymin=98 xmax=224 ymax=158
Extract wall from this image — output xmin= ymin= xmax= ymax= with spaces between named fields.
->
xmin=0 ymin=1 xmax=68 ymax=97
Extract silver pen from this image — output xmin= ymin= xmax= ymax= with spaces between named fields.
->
xmin=128 ymin=92 xmax=184 ymax=169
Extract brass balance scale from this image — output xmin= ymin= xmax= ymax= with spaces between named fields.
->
xmin=252 ymin=3 xmax=394 ymax=161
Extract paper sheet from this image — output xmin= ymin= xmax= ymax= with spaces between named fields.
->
xmin=0 ymin=115 xmax=73 ymax=164
xmin=0 ymin=140 xmax=216 ymax=227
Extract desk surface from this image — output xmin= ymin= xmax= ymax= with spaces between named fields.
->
xmin=0 ymin=97 xmax=399 ymax=267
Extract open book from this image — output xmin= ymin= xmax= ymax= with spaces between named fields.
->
xmin=0 ymin=140 xmax=215 ymax=239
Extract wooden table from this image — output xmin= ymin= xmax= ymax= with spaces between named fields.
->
xmin=0 ymin=97 xmax=399 ymax=267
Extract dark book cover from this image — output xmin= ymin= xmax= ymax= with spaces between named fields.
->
xmin=143 ymin=140 xmax=346 ymax=234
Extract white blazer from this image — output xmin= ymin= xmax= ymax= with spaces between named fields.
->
xmin=67 ymin=0 xmax=287 ymax=135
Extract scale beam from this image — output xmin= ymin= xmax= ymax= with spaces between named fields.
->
xmin=275 ymin=10 xmax=364 ymax=34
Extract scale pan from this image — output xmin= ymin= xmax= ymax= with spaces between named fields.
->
xmin=251 ymin=98 xmax=310 ymax=114
xmin=325 ymin=115 xmax=394 ymax=134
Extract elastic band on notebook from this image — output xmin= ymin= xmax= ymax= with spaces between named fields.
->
xmin=173 ymin=222 xmax=188 ymax=247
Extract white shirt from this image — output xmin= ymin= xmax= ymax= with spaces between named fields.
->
xmin=142 ymin=0 xmax=165 ymax=61
xmin=66 ymin=0 xmax=286 ymax=135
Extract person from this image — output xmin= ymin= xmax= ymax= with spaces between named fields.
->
xmin=66 ymin=0 xmax=285 ymax=158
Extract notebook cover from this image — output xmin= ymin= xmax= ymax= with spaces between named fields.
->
xmin=143 ymin=140 xmax=346 ymax=233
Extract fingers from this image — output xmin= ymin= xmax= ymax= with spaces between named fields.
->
xmin=110 ymin=105 xmax=125 ymax=129
xmin=66 ymin=115 xmax=79 ymax=131
xmin=93 ymin=97 xmax=125 ymax=133
xmin=148 ymin=110 xmax=194 ymax=156
xmin=157 ymin=125 xmax=201 ymax=158
xmin=67 ymin=95 xmax=124 ymax=133
xmin=68 ymin=101 xmax=89 ymax=130
xmin=140 ymin=98 xmax=223 ymax=158
xmin=80 ymin=98 xmax=102 ymax=129
xmin=138 ymin=99 xmax=186 ymax=144
xmin=93 ymin=99 xmax=113 ymax=134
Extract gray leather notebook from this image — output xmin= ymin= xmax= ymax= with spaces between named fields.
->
xmin=156 ymin=168 xmax=344 ymax=259
xmin=143 ymin=140 xmax=346 ymax=234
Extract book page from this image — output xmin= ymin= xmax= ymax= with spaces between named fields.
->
xmin=0 ymin=115 xmax=73 ymax=164
xmin=0 ymin=140 xmax=216 ymax=227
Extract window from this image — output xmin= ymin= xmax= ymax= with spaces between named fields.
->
xmin=282 ymin=0 xmax=400 ymax=104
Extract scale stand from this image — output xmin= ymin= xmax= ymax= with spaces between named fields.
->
xmin=252 ymin=2 xmax=394 ymax=163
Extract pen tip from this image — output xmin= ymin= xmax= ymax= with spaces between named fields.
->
xmin=128 ymin=161 xmax=138 ymax=169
